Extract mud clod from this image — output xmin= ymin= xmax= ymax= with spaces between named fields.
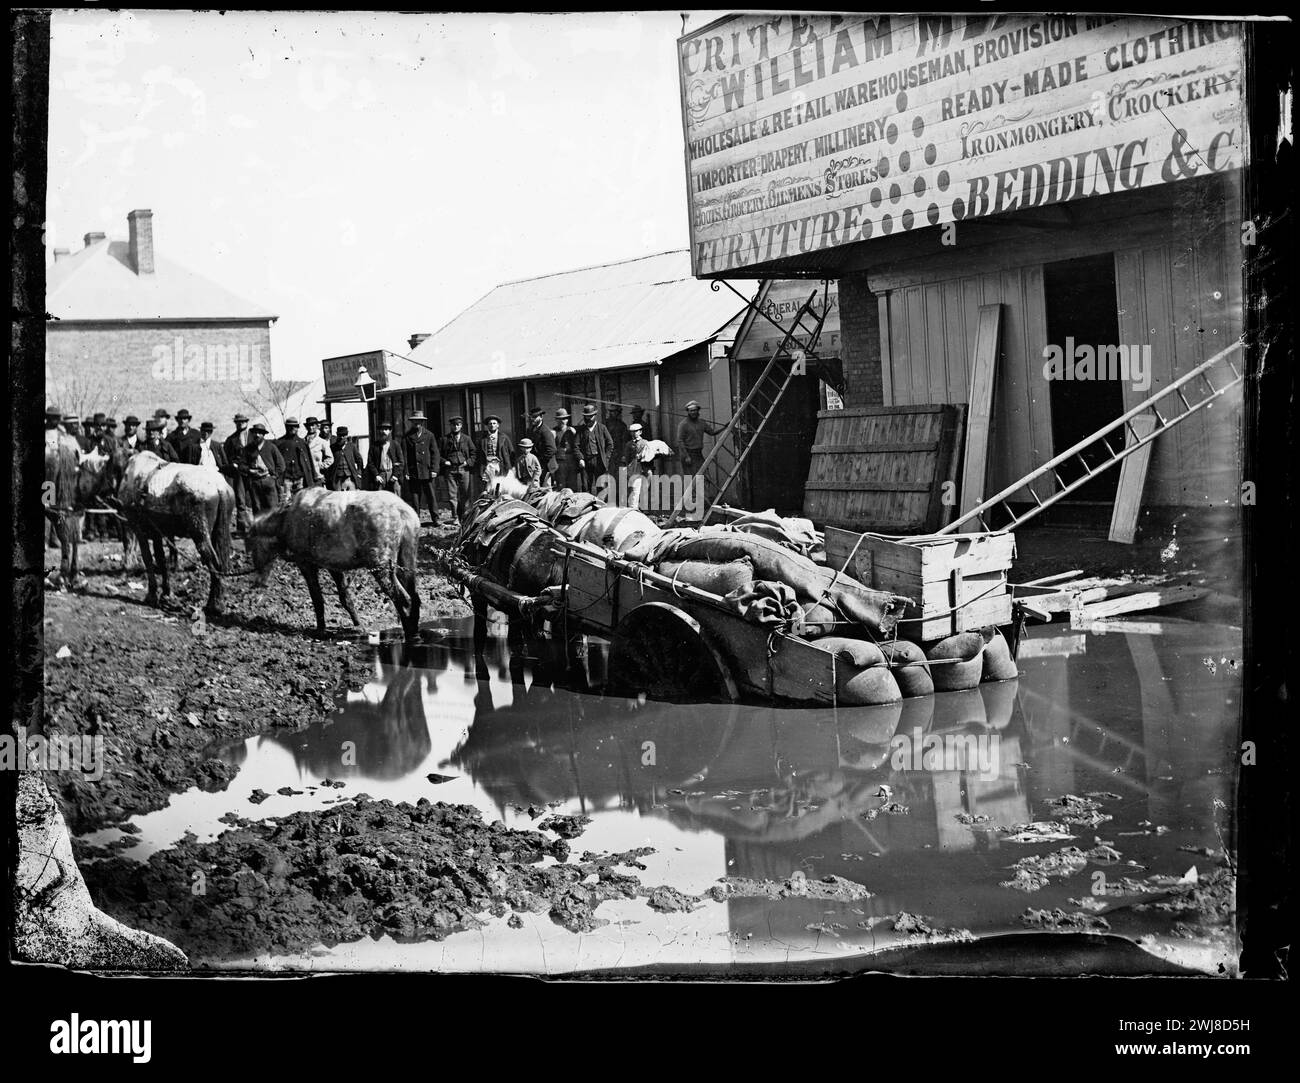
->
xmin=891 ymin=912 xmax=974 ymax=940
xmin=1021 ymin=907 xmax=1111 ymax=931
xmin=644 ymin=886 xmax=701 ymax=913
xmin=537 ymin=814 xmax=593 ymax=839
xmin=1000 ymin=847 xmax=1089 ymax=892
xmin=1046 ymin=794 xmax=1113 ymax=828
xmin=719 ymin=874 xmax=872 ymax=901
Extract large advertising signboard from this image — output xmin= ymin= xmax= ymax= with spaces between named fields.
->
xmin=678 ymin=14 xmax=1243 ymax=276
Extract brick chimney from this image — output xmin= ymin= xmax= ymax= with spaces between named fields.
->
xmin=52 ymin=247 xmax=71 ymax=263
xmin=83 ymin=232 xmax=106 ymax=248
xmin=408 ymin=333 xmax=430 ymax=351
xmin=127 ymin=209 xmax=154 ymax=275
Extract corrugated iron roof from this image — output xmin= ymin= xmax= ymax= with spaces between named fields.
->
xmin=47 ymin=238 xmax=277 ymax=322
xmin=382 ymin=250 xmax=756 ymax=393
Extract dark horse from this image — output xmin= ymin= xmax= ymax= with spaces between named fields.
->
xmin=43 ymin=435 xmax=125 ymax=590
xmin=115 ymin=452 xmax=234 ymax=614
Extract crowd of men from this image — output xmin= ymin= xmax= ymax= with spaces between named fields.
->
xmin=463 ymin=399 xmax=724 ymax=509
xmin=44 ymin=395 xmax=727 ymax=540
xmin=45 ymin=406 xmax=384 ymax=538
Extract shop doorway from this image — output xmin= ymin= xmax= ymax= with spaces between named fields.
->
xmin=1043 ymin=254 xmax=1125 ymax=502
xmin=737 ymin=360 xmax=820 ymax=514
xmin=421 ymin=399 xmax=444 ymax=439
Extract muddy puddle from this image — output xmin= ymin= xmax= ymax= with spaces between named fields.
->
xmin=79 ymin=614 xmax=1242 ymax=975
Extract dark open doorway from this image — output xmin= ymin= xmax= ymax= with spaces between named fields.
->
xmin=738 ymin=361 xmax=820 ymax=514
xmin=421 ymin=399 xmax=444 ymax=440
xmin=1043 ymin=253 xmax=1125 ymax=502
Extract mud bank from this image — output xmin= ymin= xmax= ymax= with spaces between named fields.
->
xmin=81 ymin=796 xmax=875 ymax=961
xmin=43 ymin=535 xmax=469 ymax=834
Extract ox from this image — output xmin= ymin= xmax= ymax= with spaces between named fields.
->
xmin=115 ymin=451 xmax=234 ymax=614
xmin=245 ymin=488 xmax=421 ymax=640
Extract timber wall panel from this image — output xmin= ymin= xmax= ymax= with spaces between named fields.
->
xmin=882 ymin=268 xmax=1053 ymax=501
xmin=866 ymin=178 xmax=1242 ymax=509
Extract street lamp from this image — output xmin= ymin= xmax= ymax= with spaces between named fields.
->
xmin=354 ymin=364 xmax=376 ymax=403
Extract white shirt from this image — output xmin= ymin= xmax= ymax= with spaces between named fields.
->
xmin=198 ymin=439 xmax=218 ymax=471
xmin=307 ymin=433 xmax=334 ymax=478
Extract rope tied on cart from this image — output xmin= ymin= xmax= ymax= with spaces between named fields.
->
xmin=893 ymin=578 xmax=1007 ymax=625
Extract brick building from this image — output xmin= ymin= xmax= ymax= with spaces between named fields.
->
xmin=45 ymin=209 xmax=280 ymax=436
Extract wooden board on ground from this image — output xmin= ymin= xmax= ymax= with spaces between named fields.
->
xmin=1109 ymin=413 xmax=1158 ymax=543
xmin=958 ymin=304 xmax=1002 ymax=518
xmin=1016 ymin=633 xmax=1087 ymax=658
xmin=804 ymin=404 xmax=965 ymax=534
xmin=1012 ymin=573 xmax=1187 ymax=624
xmin=1074 ymin=584 xmax=1210 ymax=622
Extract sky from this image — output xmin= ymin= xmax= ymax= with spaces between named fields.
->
xmin=47 ymin=10 xmax=726 ymax=382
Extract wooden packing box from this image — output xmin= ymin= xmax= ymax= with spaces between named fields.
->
xmin=823 ymin=526 xmax=1016 ymax=641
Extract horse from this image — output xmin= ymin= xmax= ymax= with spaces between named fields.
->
xmin=245 ymin=487 xmax=421 ymax=640
xmin=115 ymin=452 xmax=234 ymax=614
xmin=43 ymin=435 xmax=125 ymax=590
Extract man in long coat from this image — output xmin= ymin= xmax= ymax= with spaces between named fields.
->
xmin=403 ymin=411 xmax=442 ymax=525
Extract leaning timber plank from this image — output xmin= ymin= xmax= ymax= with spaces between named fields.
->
xmin=958 ymin=303 xmax=1002 ymax=517
xmin=1075 ymin=616 xmax=1243 ymax=635
xmin=1012 ymin=584 xmax=1084 ymax=615
xmin=1076 ymin=585 xmax=1210 ymax=620
xmin=929 ymin=404 xmax=965 ymax=531
xmin=1017 ymin=569 xmax=1085 ymax=586
xmin=1109 ymin=414 xmax=1158 ymax=543
xmin=1075 ymin=576 xmax=1176 ymax=604
xmin=1019 ymin=587 xmax=1081 ymax=613
xmin=1047 ymin=575 xmax=1158 ymax=594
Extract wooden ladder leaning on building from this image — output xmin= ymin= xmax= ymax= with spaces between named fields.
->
xmin=666 ymin=282 xmax=832 ymax=527
xmin=937 ymin=339 xmax=1245 ymax=536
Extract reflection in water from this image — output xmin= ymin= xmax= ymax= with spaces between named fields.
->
xmin=249 ymin=663 xmax=433 ymax=781
xmin=102 ymin=615 xmax=1241 ymax=973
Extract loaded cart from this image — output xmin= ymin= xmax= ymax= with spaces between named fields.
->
xmin=438 ymin=483 xmax=1025 ymax=708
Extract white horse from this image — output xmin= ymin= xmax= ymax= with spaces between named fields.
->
xmin=115 ymin=452 xmax=234 ymax=614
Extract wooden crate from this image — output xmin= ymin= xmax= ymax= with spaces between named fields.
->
xmin=824 ymin=526 xmax=1015 ymax=641
xmin=802 ymin=404 xmax=965 ymax=535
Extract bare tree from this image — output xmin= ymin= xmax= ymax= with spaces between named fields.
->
xmin=45 ymin=366 xmax=131 ymax=420
xmin=238 ymin=353 xmax=310 ymax=430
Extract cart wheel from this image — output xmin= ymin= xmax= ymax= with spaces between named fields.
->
xmin=607 ymin=602 xmax=738 ymax=703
